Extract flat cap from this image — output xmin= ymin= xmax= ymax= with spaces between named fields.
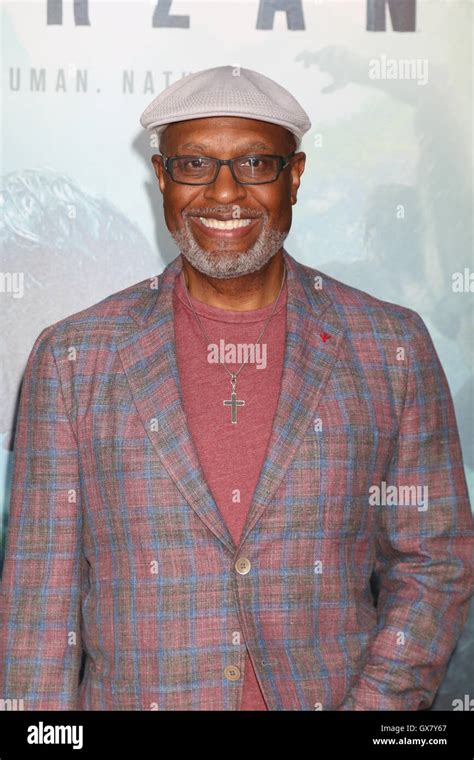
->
xmin=139 ymin=65 xmax=311 ymax=149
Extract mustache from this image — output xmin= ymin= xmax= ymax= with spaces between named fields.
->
xmin=183 ymin=207 xmax=265 ymax=219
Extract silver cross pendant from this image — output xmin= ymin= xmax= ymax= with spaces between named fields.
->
xmin=223 ymin=373 xmax=245 ymax=424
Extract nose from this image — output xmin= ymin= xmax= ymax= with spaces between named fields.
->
xmin=202 ymin=162 xmax=247 ymax=204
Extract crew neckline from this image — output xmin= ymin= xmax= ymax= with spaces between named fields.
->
xmin=174 ymin=268 xmax=288 ymax=324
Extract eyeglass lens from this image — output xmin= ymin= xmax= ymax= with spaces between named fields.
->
xmin=169 ymin=155 xmax=281 ymax=184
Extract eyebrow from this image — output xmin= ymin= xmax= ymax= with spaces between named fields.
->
xmin=178 ymin=141 xmax=270 ymax=153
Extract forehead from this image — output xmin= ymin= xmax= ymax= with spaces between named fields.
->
xmin=161 ymin=116 xmax=293 ymax=154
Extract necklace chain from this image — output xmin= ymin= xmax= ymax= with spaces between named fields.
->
xmin=182 ymin=261 xmax=287 ymax=383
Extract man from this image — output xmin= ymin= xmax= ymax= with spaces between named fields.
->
xmin=1 ymin=66 xmax=473 ymax=711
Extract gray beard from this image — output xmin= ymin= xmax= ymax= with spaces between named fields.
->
xmin=170 ymin=214 xmax=288 ymax=279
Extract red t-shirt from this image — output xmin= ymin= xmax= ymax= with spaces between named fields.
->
xmin=173 ymin=267 xmax=287 ymax=710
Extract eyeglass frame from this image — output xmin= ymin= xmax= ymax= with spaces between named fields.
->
xmin=160 ymin=150 xmax=297 ymax=186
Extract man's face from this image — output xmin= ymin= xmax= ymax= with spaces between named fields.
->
xmin=151 ymin=116 xmax=306 ymax=278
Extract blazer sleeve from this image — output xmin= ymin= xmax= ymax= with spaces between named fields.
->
xmin=0 ymin=327 xmax=84 ymax=710
xmin=339 ymin=311 xmax=474 ymax=711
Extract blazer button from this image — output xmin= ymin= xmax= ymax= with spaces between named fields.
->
xmin=224 ymin=665 xmax=241 ymax=681
xmin=235 ymin=557 xmax=251 ymax=575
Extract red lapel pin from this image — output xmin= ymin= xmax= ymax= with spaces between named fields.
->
xmin=319 ymin=332 xmax=331 ymax=343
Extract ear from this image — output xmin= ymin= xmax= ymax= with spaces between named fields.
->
xmin=290 ymin=152 xmax=306 ymax=205
xmin=151 ymin=154 xmax=166 ymax=194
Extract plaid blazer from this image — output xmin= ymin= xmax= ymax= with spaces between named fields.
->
xmin=1 ymin=249 xmax=473 ymax=711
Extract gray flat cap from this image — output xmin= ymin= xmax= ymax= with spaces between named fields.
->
xmin=139 ymin=65 xmax=311 ymax=150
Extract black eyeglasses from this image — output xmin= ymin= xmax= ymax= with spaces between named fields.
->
xmin=161 ymin=151 xmax=296 ymax=185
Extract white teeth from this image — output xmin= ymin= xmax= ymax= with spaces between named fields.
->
xmin=199 ymin=217 xmax=253 ymax=229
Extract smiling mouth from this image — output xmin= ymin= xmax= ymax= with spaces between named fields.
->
xmin=199 ymin=217 xmax=253 ymax=229
xmin=188 ymin=215 xmax=261 ymax=238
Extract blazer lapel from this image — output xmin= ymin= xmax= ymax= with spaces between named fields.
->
xmin=117 ymin=249 xmax=345 ymax=555
xmin=236 ymin=250 xmax=346 ymax=549
xmin=117 ymin=254 xmax=236 ymax=553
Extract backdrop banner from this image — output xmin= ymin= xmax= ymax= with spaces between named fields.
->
xmin=1 ymin=0 xmax=472 ymax=711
